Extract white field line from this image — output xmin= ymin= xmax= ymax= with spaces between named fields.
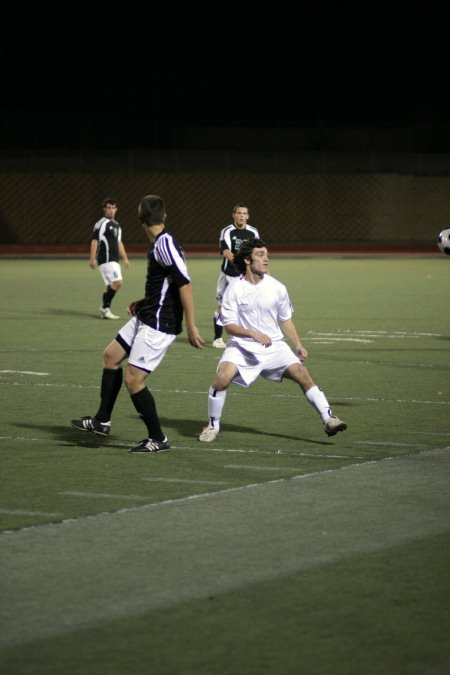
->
xmin=404 ymin=430 xmax=450 ymax=436
xmin=0 ymin=381 xmax=448 ymax=406
xmin=0 ymin=432 xmax=450 ymax=460
xmin=225 ymin=464 xmax=304 ymax=472
xmin=305 ymin=330 xmax=442 ymax=344
xmin=141 ymin=477 xmax=228 ymax=484
xmin=0 ymin=435 xmax=365 ymax=459
xmin=0 ymin=370 xmax=49 ymax=375
xmin=60 ymin=492 xmax=151 ymax=501
xmin=188 ymin=445 xmax=361 ymax=458
xmin=0 ymin=509 xmax=62 ymax=517
xmin=306 ymin=330 xmax=441 ymax=337
xmin=309 ymin=338 xmax=374 ymax=343
xmin=354 ymin=441 xmax=426 ymax=447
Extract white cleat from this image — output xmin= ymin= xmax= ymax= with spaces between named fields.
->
xmin=212 ymin=338 xmax=226 ymax=348
xmin=199 ymin=426 xmax=220 ymax=442
xmin=324 ymin=416 xmax=347 ymax=437
xmin=100 ymin=307 xmax=120 ymax=320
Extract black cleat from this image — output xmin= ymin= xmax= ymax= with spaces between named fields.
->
xmin=71 ymin=416 xmax=110 ymax=436
xmin=128 ymin=437 xmax=170 ymax=453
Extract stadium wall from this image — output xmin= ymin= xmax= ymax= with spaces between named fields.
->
xmin=0 ymin=151 xmax=448 ymax=251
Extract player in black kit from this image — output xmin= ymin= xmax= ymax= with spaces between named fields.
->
xmin=71 ymin=194 xmax=204 ymax=452
xmin=212 ymin=204 xmax=260 ymax=348
xmin=89 ymin=197 xmax=129 ymax=320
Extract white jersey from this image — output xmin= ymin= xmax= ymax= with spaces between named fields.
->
xmin=220 ymin=274 xmax=294 ymax=354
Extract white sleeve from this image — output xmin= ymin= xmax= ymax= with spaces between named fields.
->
xmin=277 ymin=284 xmax=294 ymax=322
xmin=220 ymin=283 xmax=239 ymax=325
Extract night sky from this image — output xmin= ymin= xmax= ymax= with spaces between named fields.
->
xmin=2 ymin=2 xmax=450 ymax=151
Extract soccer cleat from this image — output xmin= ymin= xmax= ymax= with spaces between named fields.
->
xmin=128 ymin=437 xmax=170 ymax=453
xmin=71 ymin=416 xmax=110 ymax=436
xmin=324 ymin=416 xmax=347 ymax=437
xmin=199 ymin=426 xmax=220 ymax=442
xmin=212 ymin=338 xmax=226 ymax=348
xmin=100 ymin=307 xmax=119 ymax=320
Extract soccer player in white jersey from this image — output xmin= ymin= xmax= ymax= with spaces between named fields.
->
xmin=199 ymin=238 xmax=347 ymax=442
xmin=72 ymin=195 xmax=205 ymax=453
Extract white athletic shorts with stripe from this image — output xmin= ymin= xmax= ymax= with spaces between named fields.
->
xmin=118 ymin=317 xmax=176 ymax=373
xmin=99 ymin=261 xmax=123 ymax=286
xmin=218 ymin=339 xmax=300 ymax=387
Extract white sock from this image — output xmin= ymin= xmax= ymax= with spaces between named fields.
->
xmin=305 ymin=385 xmax=332 ymax=422
xmin=207 ymin=387 xmax=226 ymax=429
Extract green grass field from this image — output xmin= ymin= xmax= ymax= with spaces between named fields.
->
xmin=1 ymin=254 xmax=449 ymax=675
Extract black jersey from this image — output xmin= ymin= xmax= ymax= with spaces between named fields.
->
xmin=219 ymin=224 xmax=260 ymax=277
xmin=92 ymin=217 xmax=122 ymax=265
xmin=136 ymin=230 xmax=191 ymax=335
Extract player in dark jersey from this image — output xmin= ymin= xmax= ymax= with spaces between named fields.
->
xmin=212 ymin=204 xmax=260 ymax=348
xmin=90 ymin=197 xmax=129 ymax=320
xmin=71 ymin=194 xmax=205 ymax=453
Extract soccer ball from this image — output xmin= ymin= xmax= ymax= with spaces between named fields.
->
xmin=437 ymin=228 xmax=450 ymax=255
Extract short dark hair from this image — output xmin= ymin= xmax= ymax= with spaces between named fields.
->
xmin=102 ymin=197 xmax=117 ymax=208
xmin=233 ymin=237 xmax=267 ymax=273
xmin=232 ymin=203 xmax=249 ymax=213
xmin=138 ymin=195 xmax=166 ymax=226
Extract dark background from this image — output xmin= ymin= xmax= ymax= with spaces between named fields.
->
xmin=1 ymin=2 xmax=450 ymax=153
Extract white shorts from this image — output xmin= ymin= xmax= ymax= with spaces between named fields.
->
xmin=215 ymin=272 xmax=239 ymax=303
xmin=99 ymin=261 xmax=122 ymax=286
xmin=118 ymin=317 xmax=176 ymax=373
xmin=219 ymin=339 xmax=300 ymax=387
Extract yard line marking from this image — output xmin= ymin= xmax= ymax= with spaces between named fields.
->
xmin=0 ymin=509 xmax=62 ymax=517
xmin=306 ymin=330 xmax=441 ymax=338
xmin=0 ymin=381 xmax=448 ymax=407
xmin=305 ymin=329 xmax=443 ymax=344
xmin=225 ymin=464 xmax=303 ymax=471
xmin=0 ymin=370 xmax=49 ymax=375
xmin=309 ymin=337 xmax=374 ymax=343
xmin=0 ymin=432 xmax=440 ymax=462
xmin=346 ymin=359 xmax=443 ymax=369
xmin=60 ymin=492 xmax=150 ymax=501
xmin=340 ymin=396 xmax=450 ymax=405
xmin=276 ymin=450 xmax=361 ymax=458
xmin=405 ymin=431 xmax=450 ymax=436
xmin=0 ymin=435 xmax=364 ymax=459
xmin=175 ymin=445 xmax=360 ymax=459
xmin=353 ymin=441 xmax=426 ymax=448
xmin=142 ymin=478 xmax=228 ymax=485
xmin=0 ymin=435 xmax=46 ymax=442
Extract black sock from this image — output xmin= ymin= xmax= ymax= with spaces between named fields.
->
xmin=102 ymin=286 xmax=117 ymax=309
xmin=95 ymin=368 xmax=123 ymax=422
xmin=130 ymin=387 xmax=165 ymax=441
xmin=213 ymin=316 xmax=223 ymax=340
